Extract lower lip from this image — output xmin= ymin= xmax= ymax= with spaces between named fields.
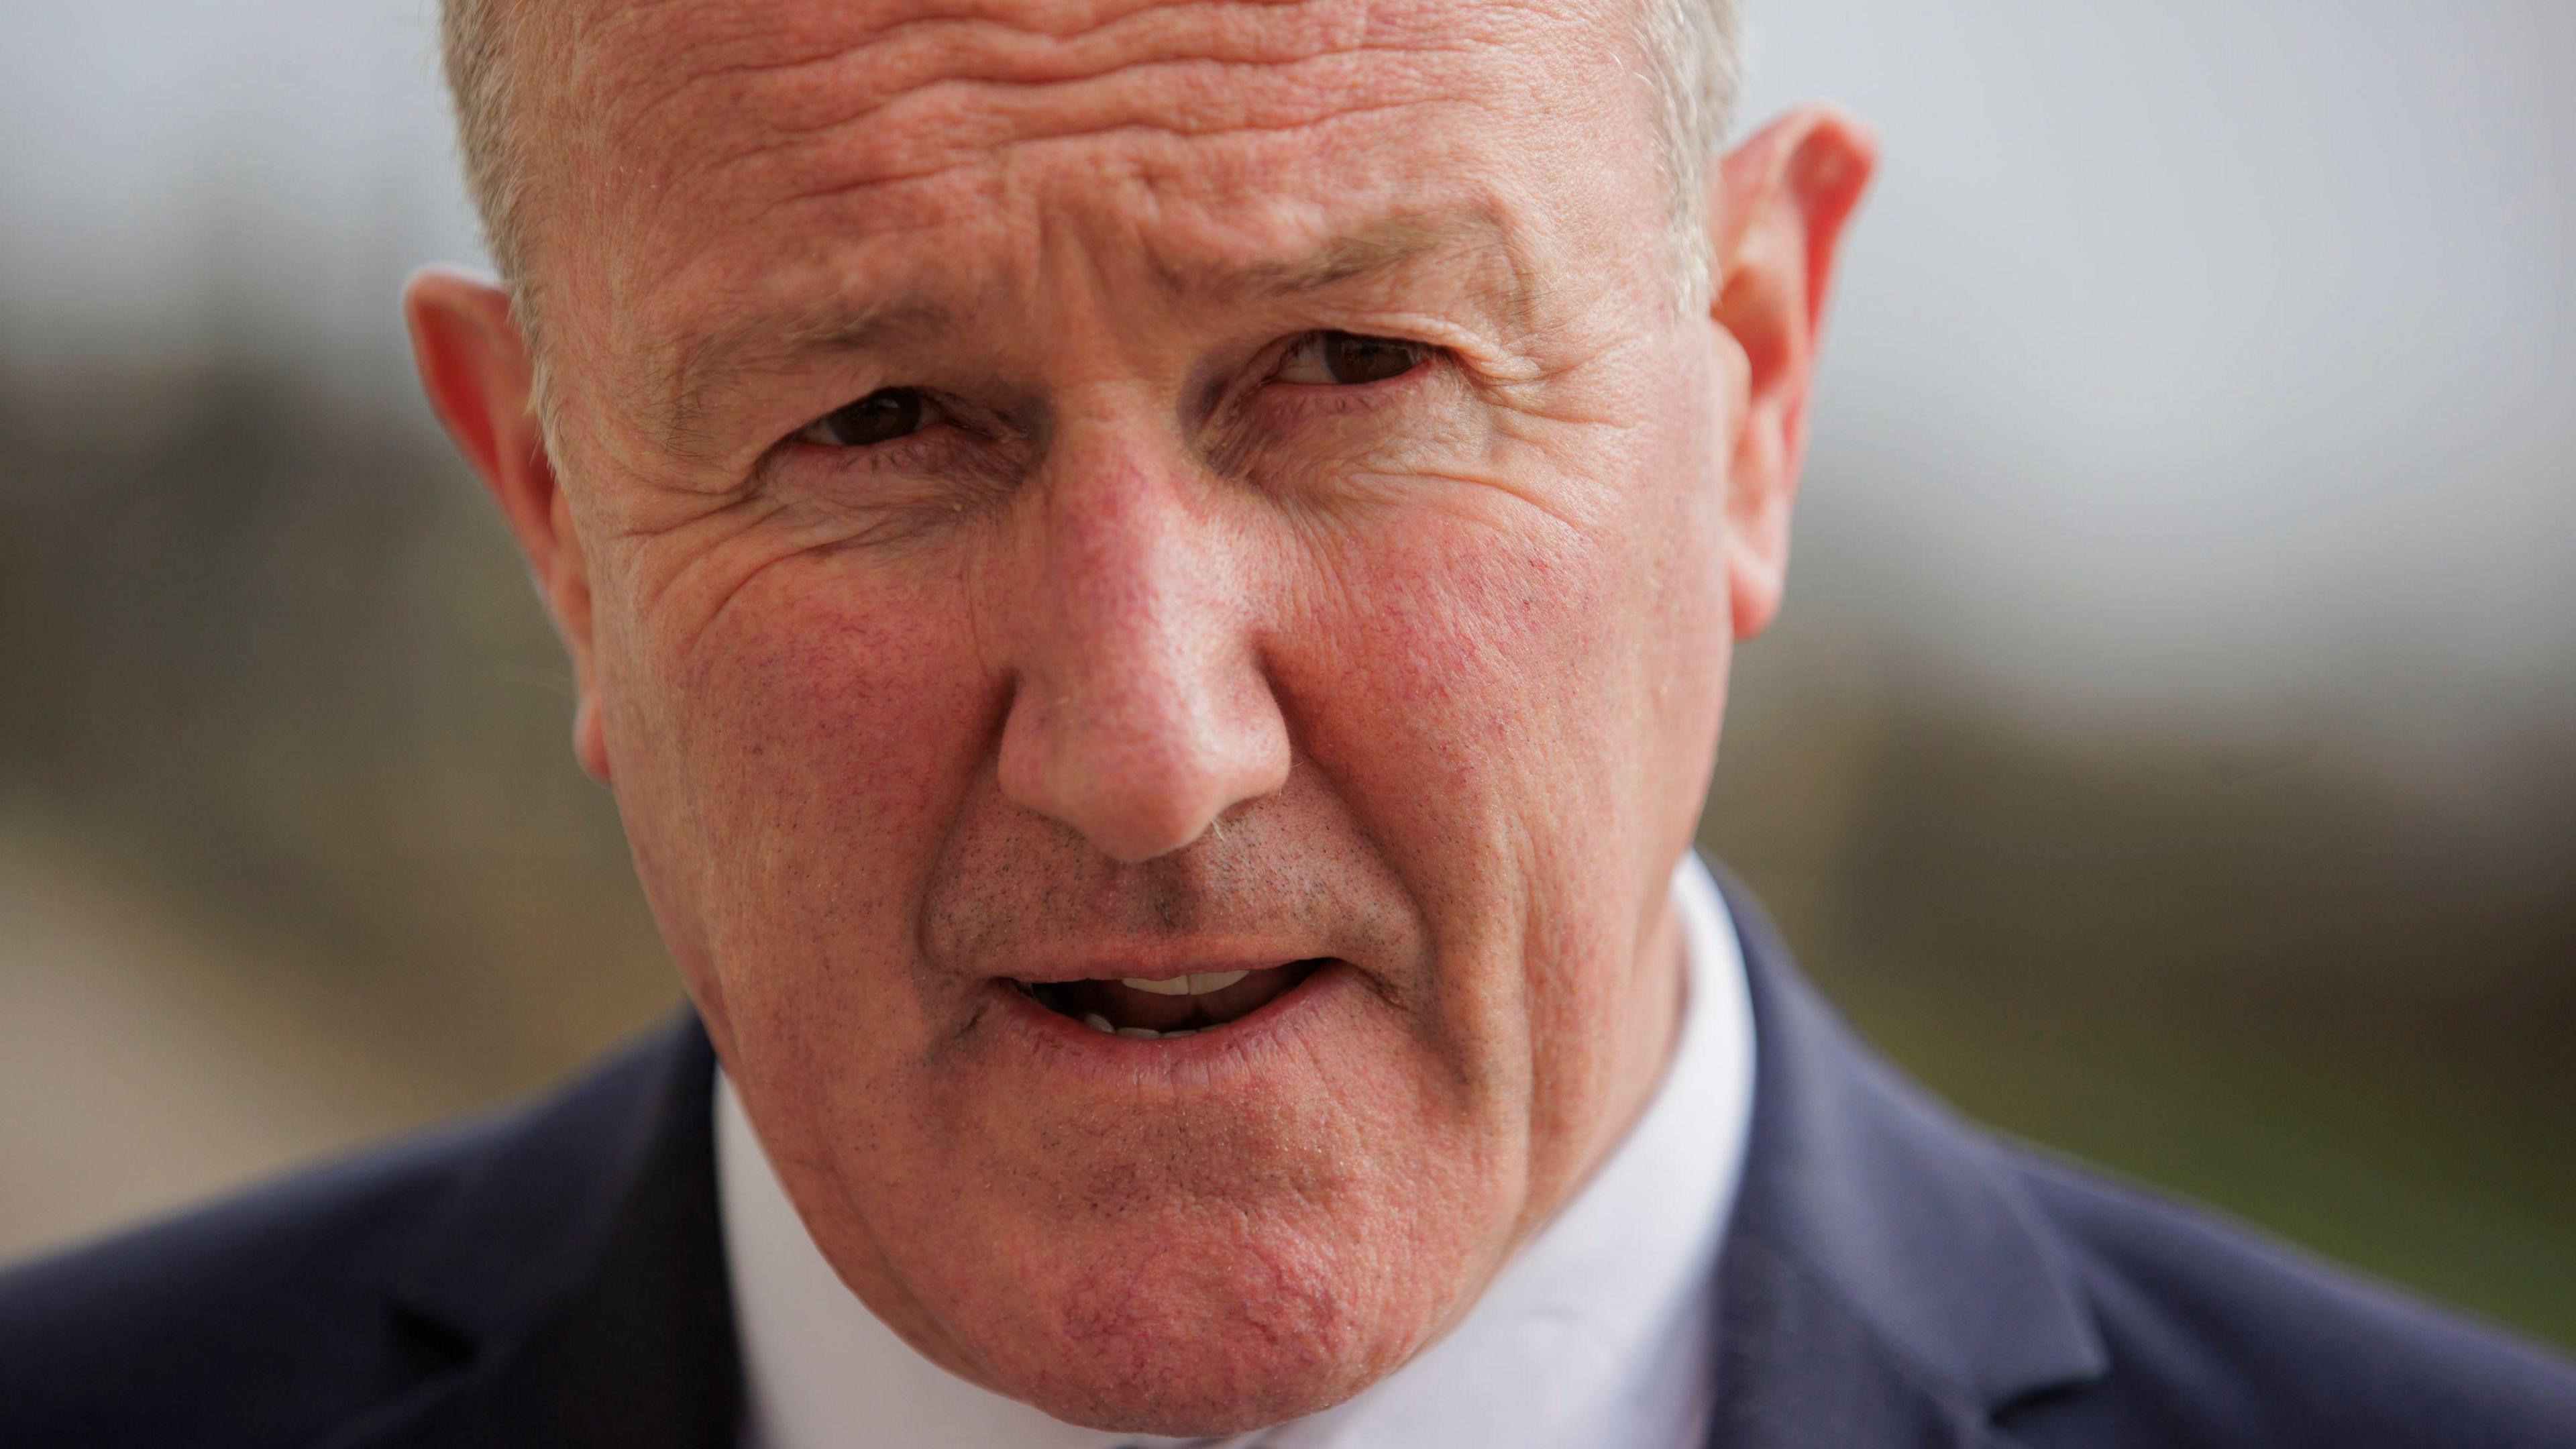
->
xmin=985 ymin=961 xmax=1360 ymax=1081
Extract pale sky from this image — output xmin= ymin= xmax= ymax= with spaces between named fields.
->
xmin=5 ymin=0 xmax=2570 ymax=741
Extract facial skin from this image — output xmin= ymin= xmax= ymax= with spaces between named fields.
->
xmin=407 ymin=0 xmax=1871 ymax=1434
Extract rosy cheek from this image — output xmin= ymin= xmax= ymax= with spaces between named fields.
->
xmin=1306 ymin=519 xmax=1621 ymax=773
xmin=642 ymin=553 xmax=996 ymax=938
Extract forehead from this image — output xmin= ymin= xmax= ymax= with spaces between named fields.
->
xmin=537 ymin=0 xmax=1657 ymax=398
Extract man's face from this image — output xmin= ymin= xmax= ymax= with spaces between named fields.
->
xmin=424 ymin=0 xmax=1856 ymax=1433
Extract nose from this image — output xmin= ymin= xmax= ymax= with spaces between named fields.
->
xmin=992 ymin=435 xmax=1290 ymax=863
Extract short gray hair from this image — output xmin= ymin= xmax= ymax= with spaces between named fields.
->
xmin=437 ymin=0 xmax=543 ymax=292
xmin=1636 ymin=0 xmax=1745 ymax=295
xmin=437 ymin=0 xmax=1743 ymax=300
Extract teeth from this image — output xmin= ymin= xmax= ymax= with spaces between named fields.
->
xmin=1082 ymin=1014 xmax=1114 ymax=1034
xmin=1164 ymin=1028 xmax=1198 ymax=1038
xmin=1116 ymin=969 xmax=1252 ymax=998
xmin=1115 ymin=1026 xmax=1162 ymax=1040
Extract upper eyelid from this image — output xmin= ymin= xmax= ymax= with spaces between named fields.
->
xmin=1314 ymin=311 xmax=1511 ymax=366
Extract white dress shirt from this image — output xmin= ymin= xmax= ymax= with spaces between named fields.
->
xmin=716 ymin=853 xmax=1756 ymax=1449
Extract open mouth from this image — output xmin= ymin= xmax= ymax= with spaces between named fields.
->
xmin=1012 ymin=959 xmax=1332 ymax=1040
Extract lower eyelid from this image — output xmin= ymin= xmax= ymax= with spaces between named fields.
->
xmin=770 ymin=435 xmax=938 ymax=482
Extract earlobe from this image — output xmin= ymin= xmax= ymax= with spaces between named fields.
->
xmin=574 ymin=694 xmax=612 ymax=784
xmin=1708 ymin=104 xmax=1878 ymax=641
xmin=403 ymin=265 xmax=608 ymax=782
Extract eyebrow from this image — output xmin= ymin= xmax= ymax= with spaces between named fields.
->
xmin=653 ymin=204 xmax=1539 ymax=458
xmin=1161 ymin=207 xmax=1535 ymax=306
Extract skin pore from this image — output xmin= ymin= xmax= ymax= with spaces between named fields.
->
xmin=406 ymin=0 xmax=1872 ymax=1434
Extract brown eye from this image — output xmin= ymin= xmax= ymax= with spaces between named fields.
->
xmin=1275 ymin=331 xmax=1430 ymax=386
xmin=801 ymin=388 xmax=927 ymax=447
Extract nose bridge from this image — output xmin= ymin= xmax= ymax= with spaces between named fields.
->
xmin=1046 ymin=433 xmax=1201 ymax=683
xmin=995 ymin=421 xmax=1289 ymax=863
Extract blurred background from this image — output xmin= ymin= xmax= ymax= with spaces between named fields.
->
xmin=2 ymin=0 xmax=2569 ymax=1348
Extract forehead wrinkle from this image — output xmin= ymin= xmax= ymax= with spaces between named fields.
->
xmin=747 ymin=104 xmax=1445 ymax=237
xmin=582 ymin=0 xmax=1502 ymax=216
xmin=627 ymin=0 xmax=1380 ymax=135
xmin=698 ymin=51 xmax=1481 ymax=219
xmin=602 ymin=0 xmax=1474 ymax=125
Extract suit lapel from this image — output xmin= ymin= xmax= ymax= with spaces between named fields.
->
xmin=1705 ymin=865 xmax=2108 ymax=1448
xmin=1713 ymin=1234 xmax=1999 ymax=1449
xmin=329 ymin=1012 xmax=743 ymax=1449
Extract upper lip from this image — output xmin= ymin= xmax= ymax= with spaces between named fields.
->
xmin=996 ymin=941 xmax=1329 ymax=985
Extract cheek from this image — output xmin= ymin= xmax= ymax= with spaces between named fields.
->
xmin=1288 ymin=487 xmax=1693 ymax=878
xmin=1279 ymin=517 xmax=1622 ymax=1089
xmin=600 ymin=545 xmax=994 ymax=1041
xmin=1275 ymin=447 xmax=1725 ymax=1179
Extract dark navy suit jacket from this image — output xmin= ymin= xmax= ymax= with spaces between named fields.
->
xmin=5 ymin=875 xmax=2573 ymax=1447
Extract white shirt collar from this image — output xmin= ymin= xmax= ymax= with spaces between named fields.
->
xmin=716 ymin=853 xmax=1755 ymax=1449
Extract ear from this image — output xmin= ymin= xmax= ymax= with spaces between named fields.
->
xmin=402 ymin=266 xmax=612 ymax=784
xmin=1708 ymin=103 xmax=1878 ymax=640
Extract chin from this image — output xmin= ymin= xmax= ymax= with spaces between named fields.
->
xmin=885 ymin=1186 xmax=1471 ymax=1438
xmin=973 ymin=1246 xmax=1406 ymax=1436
